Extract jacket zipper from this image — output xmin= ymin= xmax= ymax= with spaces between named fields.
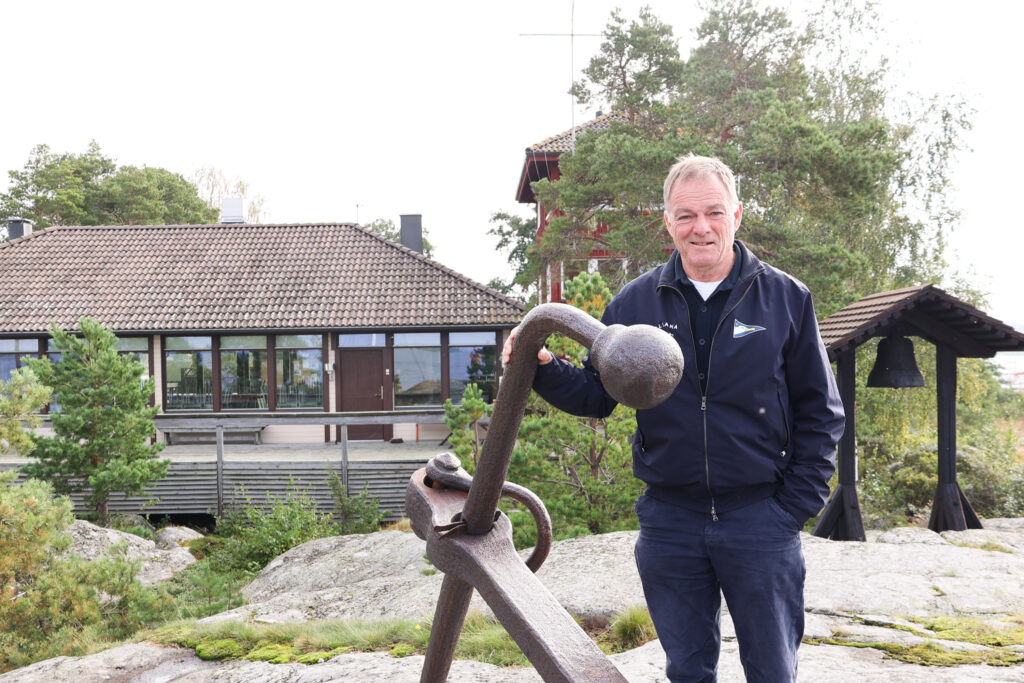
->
xmin=699 ymin=271 xmax=762 ymax=522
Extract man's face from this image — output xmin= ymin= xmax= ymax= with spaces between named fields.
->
xmin=664 ymin=174 xmax=742 ymax=282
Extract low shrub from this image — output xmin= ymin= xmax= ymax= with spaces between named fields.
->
xmin=0 ymin=473 xmax=172 ymax=672
xmin=326 ymin=465 xmax=390 ymax=534
xmin=209 ymin=481 xmax=338 ymax=573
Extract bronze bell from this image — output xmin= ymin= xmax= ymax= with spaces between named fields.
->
xmin=867 ymin=334 xmax=925 ymax=388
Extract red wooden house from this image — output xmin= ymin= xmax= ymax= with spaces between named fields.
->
xmin=515 ymin=113 xmax=629 ymax=303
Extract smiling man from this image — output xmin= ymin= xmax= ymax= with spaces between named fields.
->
xmin=503 ymin=154 xmax=845 ymax=682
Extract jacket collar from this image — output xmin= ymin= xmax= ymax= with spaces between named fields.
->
xmin=657 ymin=240 xmax=763 ymax=291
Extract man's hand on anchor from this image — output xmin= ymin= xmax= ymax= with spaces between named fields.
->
xmin=501 ymin=325 xmax=553 ymax=366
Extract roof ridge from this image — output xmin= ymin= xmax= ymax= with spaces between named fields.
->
xmin=528 ymin=111 xmax=628 ymax=152
xmin=16 ymin=221 xmax=522 ymax=311
xmin=47 ymin=222 xmax=364 ymax=229
xmin=351 ymin=223 xmax=525 ymax=310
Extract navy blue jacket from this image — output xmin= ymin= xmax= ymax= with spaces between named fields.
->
xmin=533 ymin=243 xmax=845 ymax=526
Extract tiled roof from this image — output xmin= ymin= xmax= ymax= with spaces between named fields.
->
xmin=0 ymin=223 xmax=524 ymax=334
xmin=819 ymin=284 xmax=1024 ymax=360
xmin=527 ymin=112 xmax=628 ymax=154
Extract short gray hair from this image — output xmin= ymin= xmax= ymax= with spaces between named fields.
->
xmin=663 ymin=154 xmax=739 ymax=211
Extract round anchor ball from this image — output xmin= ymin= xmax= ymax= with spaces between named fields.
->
xmin=590 ymin=324 xmax=684 ymax=410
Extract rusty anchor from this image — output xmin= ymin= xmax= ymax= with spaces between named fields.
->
xmin=406 ymin=303 xmax=684 ymax=682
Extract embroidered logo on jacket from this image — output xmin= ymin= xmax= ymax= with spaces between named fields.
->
xmin=733 ymin=320 xmax=766 ymax=338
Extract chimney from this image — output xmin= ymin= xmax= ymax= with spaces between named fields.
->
xmin=6 ymin=217 xmax=35 ymax=240
xmin=220 ymin=198 xmax=245 ymax=224
xmin=399 ymin=214 xmax=423 ymax=253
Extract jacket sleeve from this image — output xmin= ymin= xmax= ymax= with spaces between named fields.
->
xmin=530 ymin=307 xmax=621 ymax=419
xmin=532 ymin=353 xmax=619 ymax=418
xmin=776 ymin=291 xmax=846 ymax=525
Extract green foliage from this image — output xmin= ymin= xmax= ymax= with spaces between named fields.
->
xmin=0 ymin=475 xmax=172 ymax=672
xmin=0 ymin=473 xmax=74 ymax=590
xmin=545 ymin=272 xmax=615 ymax=365
xmin=209 ymin=482 xmax=338 ymax=572
xmin=149 ymin=610 xmax=527 ymax=667
xmin=106 ymin=513 xmax=155 ymax=540
xmin=326 ymin=465 xmax=390 ymax=534
xmin=513 ymin=273 xmax=641 ymax=545
xmin=0 ymin=142 xmax=217 ymax=232
xmin=532 ymin=0 xmax=969 ymax=309
xmin=912 ymin=615 xmax=1024 ymax=647
xmin=609 ymin=605 xmax=657 ymax=651
xmin=148 ymin=604 xmax=663 ymax=668
xmin=442 ymin=382 xmax=494 ymax=467
xmin=487 ymin=211 xmax=541 ymax=297
xmin=23 ymin=319 xmax=168 ymax=524
xmin=196 ymin=638 xmax=247 ymax=661
xmin=161 ymin=559 xmax=252 ymax=620
xmin=805 ymin=637 xmax=1024 ymax=667
xmin=570 ymin=7 xmax=683 ymax=124
xmin=852 ymin=340 xmax=1024 ymax=527
xmin=509 ymin=404 xmax=642 ymax=547
xmin=364 ymin=217 xmax=435 ymax=257
xmin=958 ymin=442 xmax=1024 ymax=519
xmin=443 ymin=273 xmax=641 ymax=547
xmin=0 ymin=367 xmax=51 ymax=456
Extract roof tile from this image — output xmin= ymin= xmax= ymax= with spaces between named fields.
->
xmin=0 ymin=223 xmax=524 ymax=333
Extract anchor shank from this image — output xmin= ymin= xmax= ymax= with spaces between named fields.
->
xmin=462 ymin=304 xmax=604 ymax=535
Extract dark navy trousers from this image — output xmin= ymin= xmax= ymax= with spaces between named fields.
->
xmin=634 ymin=494 xmax=806 ymax=682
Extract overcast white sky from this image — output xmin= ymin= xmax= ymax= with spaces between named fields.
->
xmin=4 ymin=0 xmax=1023 ymax=373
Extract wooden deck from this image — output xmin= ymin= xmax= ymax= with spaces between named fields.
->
xmin=0 ymin=440 xmax=446 ymax=519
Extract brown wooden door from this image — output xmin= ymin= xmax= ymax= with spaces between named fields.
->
xmin=338 ymin=349 xmax=387 ymax=440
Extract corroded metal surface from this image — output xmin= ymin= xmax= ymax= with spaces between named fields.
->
xmin=424 ymin=454 xmax=552 ymax=572
xmin=406 ymin=303 xmax=684 ymax=682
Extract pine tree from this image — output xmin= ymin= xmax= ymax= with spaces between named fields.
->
xmin=23 ymin=319 xmax=168 ymax=524
xmin=0 ymin=367 xmax=51 ymax=456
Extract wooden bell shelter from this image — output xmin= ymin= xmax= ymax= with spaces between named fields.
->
xmin=813 ymin=285 xmax=1024 ymax=541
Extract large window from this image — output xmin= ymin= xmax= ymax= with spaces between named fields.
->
xmin=448 ymin=332 xmax=497 ymax=403
xmin=116 ymin=337 xmax=149 ymax=382
xmin=276 ymin=334 xmax=323 ymax=409
xmin=117 ymin=336 xmax=148 ymax=361
xmin=165 ymin=336 xmax=213 ymax=410
xmin=394 ymin=333 xmax=441 ymax=407
xmin=221 ymin=336 xmax=268 ymax=409
xmin=0 ymin=338 xmax=38 ymax=381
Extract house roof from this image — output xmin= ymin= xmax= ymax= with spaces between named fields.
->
xmin=0 ymin=223 xmax=524 ymax=334
xmin=819 ymin=284 xmax=1024 ymax=360
xmin=516 ymin=112 xmax=629 ymax=203
xmin=526 ymin=112 xmax=628 ymax=154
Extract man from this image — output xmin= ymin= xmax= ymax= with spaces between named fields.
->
xmin=502 ymin=155 xmax=844 ymax=682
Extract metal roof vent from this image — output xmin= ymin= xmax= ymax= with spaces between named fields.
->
xmin=6 ymin=217 xmax=35 ymax=240
xmin=220 ymin=198 xmax=245 ymax=224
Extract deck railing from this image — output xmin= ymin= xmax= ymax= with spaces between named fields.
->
xmin=153 ymin=410 xmax=448 ymax=513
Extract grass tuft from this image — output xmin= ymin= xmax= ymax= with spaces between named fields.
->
xmin=608 ymin=606 xmax=657 ymax=651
